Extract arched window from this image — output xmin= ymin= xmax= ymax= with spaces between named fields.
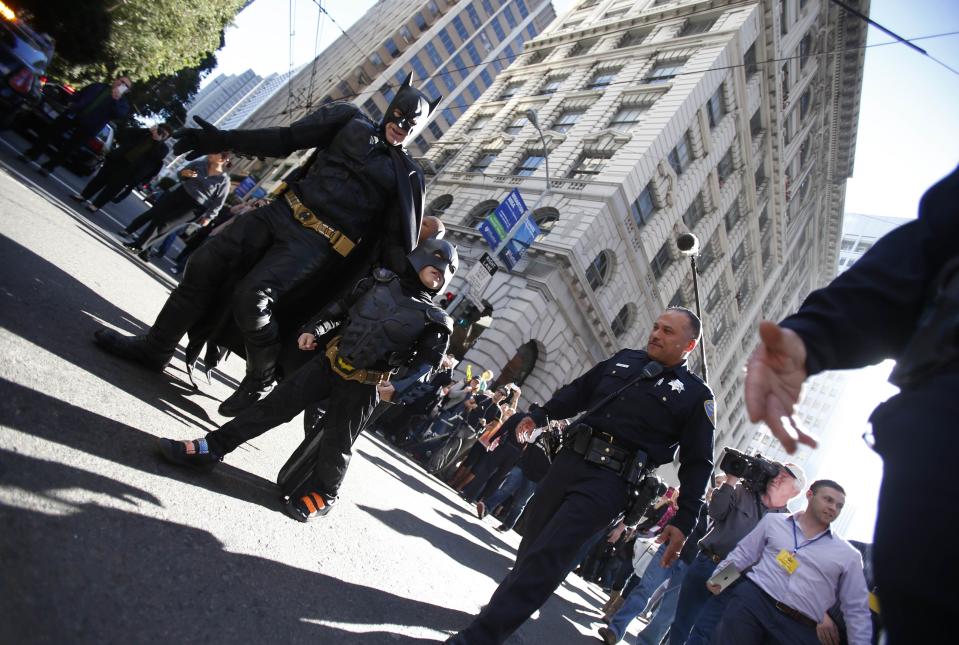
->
xmin=426 ymin=194 xmax=453 ymax=218
xmin=495 ymin=340 xmax=539 ymax=387
xmin=466 ymin=199 xmax=500 ymax=227
xmin=585 ymin=251 xmax=612 ymax=291
xmin=533 ymin=207 xmax=559 ymax=239
xmin=611 ymin=304 xmax=631 ymax=337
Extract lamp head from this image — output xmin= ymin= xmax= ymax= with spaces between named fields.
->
xmin=525 ymin=108 xmax=540 ymax=129
xmin=677 ymin=233 xmax=700 ymax=256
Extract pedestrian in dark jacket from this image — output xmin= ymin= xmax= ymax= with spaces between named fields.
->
xmin=122 ymin=152 xmax=231 ymax=258
xmin=20 ymin=76 xmax=131 ymax=175
xmin=72 ymin=123 xmax=172 ymax=212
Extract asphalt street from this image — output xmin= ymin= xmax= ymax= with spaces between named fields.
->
xmin=0 ymin=132 xmax=644 ymax=644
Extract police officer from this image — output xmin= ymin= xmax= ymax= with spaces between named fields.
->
xmin=743 ymin=165 xmax=959 ymax=645
xmin=447 ymin=306 xmax=716 ymax=644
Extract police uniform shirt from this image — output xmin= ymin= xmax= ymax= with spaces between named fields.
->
xmin=528 ymin=348 xmax=715 ymax=536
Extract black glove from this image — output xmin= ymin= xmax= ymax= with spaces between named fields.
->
xmin=172 ymin=116 xmax=231 ymax=160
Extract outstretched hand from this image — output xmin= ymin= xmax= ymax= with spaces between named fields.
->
xmin=514 ymin=415 xmax=537 ymax=443
xmin=744 ymin=321 xmax=817 ymax=454
xmin=172 ymin=116 xmax=227 ymax=160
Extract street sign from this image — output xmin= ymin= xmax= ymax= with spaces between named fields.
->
xmin=464 ymin=252 xmax=498 ymax=307
xmin=493 ymin=188 xmax=527 ymax=230
xmin=497 ymin=216 xmax=541 ymax=271
xmin=234 ymin=175 xmax=258 ymax=198
xmin=477 ymin=220 xmax=501 ymax=248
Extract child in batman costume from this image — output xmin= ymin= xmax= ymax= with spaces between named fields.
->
xmin=157 ymin=239 xmax=458 ymax=522
xmin=93 ymin=73 xmax=441 ymax=417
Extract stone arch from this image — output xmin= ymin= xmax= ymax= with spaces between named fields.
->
xmin=426 ymin=194 xmax=453 ymax=218
xmin=465 ymin=199 xmax=500 ymax=227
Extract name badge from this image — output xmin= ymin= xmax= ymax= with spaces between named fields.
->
xmin=776 ymin=549 xmax=799 ymax=575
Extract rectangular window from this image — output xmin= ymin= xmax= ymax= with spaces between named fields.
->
xmin=425 ymin=81 xmax=440 ymax=101
xmin=679 ymin=18 xmax=715 ymax=37
xmin=705 ymin=283 xmax=722 ymax=313
xmin=515 ymin=154 xmax=544 ymax=176
xmin=427 ymin=1 xmax=439 ymax=17
xmin=415 ymin=13 xmax=428 ymax=31
xmin=725 ymin=201 xmax=742 ymax=232
xmin=717 ymin=149 xmax=734 ymax=183
xmin=517 ymin=0 xmax=529 ymax=18
xmin=385 ymin=38 xmax=401 ymax=59
xmin=480 ymin=69 xmax=492 ymax=87
xmin=451 ymin=55 xmax=467 ymax=80
xmin=651 ymin=243 xmax=672 ymax=279
xmin=453 ymin=16 xmax=469 ymax=41
xmin=800 ymin=33 xmax=812 ymax=69
xmin=411 ymin=56 xmax=429 ymax=83
xmin=381 ymin=85 xmax=395 ymax=102
xmin=731 ymin=242 xmax=747 ymax=271
xmin=482 ymin=0 xmax=494 ymax=15
xmin=503 ymin=7 xmax=517 ymax=29
xmin=619 ymin=29 xmax=649 ymax=48
xmin=467 ymin=5 xmax=482 ymax=29
xmin=609 ymin=105 xmax=645 ymax=131
xmin=707 ymin=88 xmax=726 ymax=128
xmin=467 ymin=82 xmax=481 ymax=101
xmin=604 ymin=7 xmax=628 ymax=19
xmin=504 ymin=45 xmax=517 ymax=63
xmin=570 ymin=39 xmax=597 ymax=57
xmin=493 ymin=17 xmax=506 ymax=41
xmin=400 ymin=26 xmax=414 ymax=44
xmin=468 ymin=115 xmax=491 ymax=132
xmin=479 ymin=31 xmax=493 ymax=54
xmin=469 ymin=152 xmax=498 ymax=173
xmin=744 ymin=44 xmax=758 ymax=77
xmin=363 ymin=98 xmax=382 ymax=122
xmin=682 ymin=194 xmax=706 ymax=229
xmin=749 ymin=108 xmax=763 ymax=138
xmin=440 ymin=69 xmax=457 ymax=92
xmin=439 ymin=30 xmax=456 ymax=56
xmin=466 ymin=42 xmax=483 ymax=65
xmin=499 ymin=81 xmax=522 ymax=100
xmin=667 ymin=133 xmax=692 ymax=175
xmin=540 ymin=77 xmax=563 ymax=95
xmin=527 ymin=23 xmax=536 ymax=38
xmin=428 ymin=122 xmax=443 ymax=139
xmin=369 ymin=52 xmax=384 ymax=67
xmin=630 ymin=184 xmax=655 ymax=226
xmin=425 ymin=42 xmax=443 ymax=68
xmin=799 ymin=89 xmax=812 ymax=121
xmin=645 ymin=60 xmax=686 ymax=83
xmin=553 ymin=109 xmax=584 ymax=133
xmin=568 ymin=155 xmax=607 ymax=180
xmin=586 ymin=68 xmax=619 ymax=90
xmin=504 ymin=115 xmax=528 ymax=135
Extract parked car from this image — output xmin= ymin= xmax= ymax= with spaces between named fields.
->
xmin=0 ymin=5 xmax=54 ymax=128
xmin=16 ymin=81 xmax=116 ymax=176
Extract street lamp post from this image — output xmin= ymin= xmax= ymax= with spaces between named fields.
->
xmin=677 ymin=232 xmax=709 ymax=383
xmin=525 ymin=108 xmax=552 ymax=200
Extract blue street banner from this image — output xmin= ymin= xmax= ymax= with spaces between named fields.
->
xmin=477 ymin=220 xmax=501 ymax=248
xmin=497 ymin=216 xmax=541 ymax=271
xmin=493 ymin=188 xmax=527 ymax=231
xmin=234 ymin=175 xmax=258 ymax=198
xmin=249 ymin=187 xmax=267 ymax=199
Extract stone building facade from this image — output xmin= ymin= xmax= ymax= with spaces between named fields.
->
xmin=428 ymin=0 xmax=868 ymax=458
xmin=231 ymin=0 xmax=556 ymax=193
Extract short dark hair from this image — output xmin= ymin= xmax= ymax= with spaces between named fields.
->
xmin=157 ymin=123 xmax=174 ymax=137
xmin=810 ymin=479 xmax=846 ymax=496
xmin=666 ymin=306 xmax=701 ymax=341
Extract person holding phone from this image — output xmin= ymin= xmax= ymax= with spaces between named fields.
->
xmin=708 ymin=480 xmax=871 ymax=645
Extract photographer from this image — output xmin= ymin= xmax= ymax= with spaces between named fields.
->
xmin=669 ymin=453 xmax=804 ymax=645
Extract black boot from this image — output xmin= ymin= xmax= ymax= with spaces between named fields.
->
xmin=93 ymin=328 xmax=172 ymax=371
xmin=217 ymin=343 xmax=278 ymax=417
xmin=157 ymin=438 xmax=221 ymax=472
xmin=283 ymin=491 xmax=335 ymax=522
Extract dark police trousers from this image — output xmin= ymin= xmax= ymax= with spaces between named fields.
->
xmin=142 ymin=200 xmax=339 ymax=379
xmin=204 ymin=355 xmax=377 ymax=498
xmin=454 ymin=449 xmax=628 ymax=644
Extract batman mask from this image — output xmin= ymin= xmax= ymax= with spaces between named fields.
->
xmin=381 ymin=72 xmax=442 ymax=146
xmin=407 ymin=238 xmax=459 ymax=293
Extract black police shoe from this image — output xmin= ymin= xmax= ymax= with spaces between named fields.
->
xmin=283 ymin=491 xmax=334 ymax=522
xmin=217 ymin=376 xmax=273 ymax=417
xmin=157 ymin=438 xmax=221 ymax=472
xmin=93 ymin=328 xmax=171 ymax=371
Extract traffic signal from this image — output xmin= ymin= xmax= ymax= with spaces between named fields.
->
xmin=456 ymin=303 xmax=481 ymax=328
xmin=440 ymin=292 xmax=455 ymax=309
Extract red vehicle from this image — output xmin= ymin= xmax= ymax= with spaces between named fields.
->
xmin=0 ymin=3 xmax=54 ymax=128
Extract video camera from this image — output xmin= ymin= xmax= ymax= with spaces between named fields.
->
xmin=624 ymin=475 xmax=668 ymax=527
xmin=718 ymin=447 xmax=781 ymax=492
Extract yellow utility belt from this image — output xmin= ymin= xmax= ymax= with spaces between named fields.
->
xmin=325 ymin=336 xmax=390 ymax=386
xmin=283 ymin=191 xmax=357 ymax=257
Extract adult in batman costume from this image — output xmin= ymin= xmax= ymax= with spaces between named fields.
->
xmin=157 ymin=239 xmax=458 ymax=522
xmin=93 ymin=73 xmax=441 ymax=417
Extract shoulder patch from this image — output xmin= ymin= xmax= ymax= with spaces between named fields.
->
xmin=704 ymin=400 xmax=716 ymax=428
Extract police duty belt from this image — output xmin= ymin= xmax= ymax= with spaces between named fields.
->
xmin=284 ymin=191 xmax=357 ymax=257
xmin=325 ymin=336 xmax=391 ymax=385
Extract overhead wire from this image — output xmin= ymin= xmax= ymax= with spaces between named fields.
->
xmin=305 ymin=1 xmax=326 ymax=110
xmin=242 ymin=27 xmax=959 ymax=129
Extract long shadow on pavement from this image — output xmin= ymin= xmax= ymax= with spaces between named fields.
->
xmin=354 ymin=446 xmax=469 ymax=518
xmin=0 ymin=452 xmax=467 ymax=644
xmin=0 ymin=233 xmax=223 ymax=430
xmin=0 ymin=378 xmax=284 ymax=515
